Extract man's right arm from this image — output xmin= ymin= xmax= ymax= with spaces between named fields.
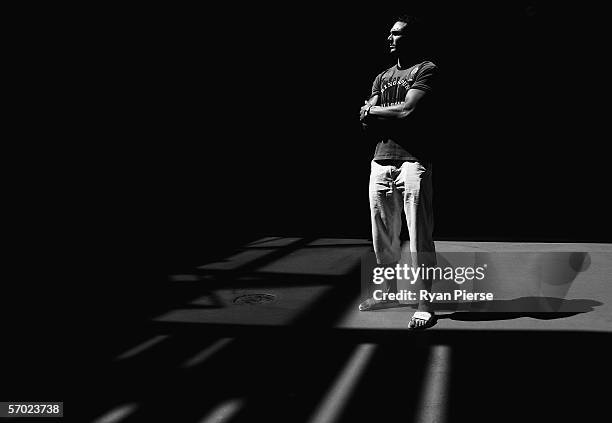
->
xmin=367 ymin=94 xmax=379 ymax=107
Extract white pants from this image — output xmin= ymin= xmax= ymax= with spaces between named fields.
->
xmin=369 ymin=160 xmax=436 ymax=267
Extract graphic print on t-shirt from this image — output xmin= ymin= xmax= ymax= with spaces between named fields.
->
xmin=379 ymin=74 xmax=414 ymax=107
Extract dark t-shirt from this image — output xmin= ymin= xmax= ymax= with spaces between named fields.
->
xmin=369 ymin=61 xmax=438 ymax=162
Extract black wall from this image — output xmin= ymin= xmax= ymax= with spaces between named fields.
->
xmin=90 ymin=2 xmax=611 ymax=271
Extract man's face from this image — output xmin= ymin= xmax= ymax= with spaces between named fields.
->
xmin=388 ymin=21 xmax=408 ymax=54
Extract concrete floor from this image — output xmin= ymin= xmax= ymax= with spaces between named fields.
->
xmin=158 ymin=238 xmax=612 ymax=334
xmin=63 ymin=237 xmax=612 ymax=422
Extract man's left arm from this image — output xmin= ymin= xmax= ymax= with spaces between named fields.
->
xmin=365 ymin=88 xmax=428 ymax=121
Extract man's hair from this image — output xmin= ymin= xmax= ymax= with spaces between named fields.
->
xmin=395 ymin=14 xmax=421 ymax=25
xmin=394 ymin=14 xmax=426 ymax=33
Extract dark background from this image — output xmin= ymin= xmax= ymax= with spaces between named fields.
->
xmin=3 ymin=2 xmax=610 ymax=404
xmin=8 ymin=4 xmax=610 ymax=297
xmin=86 ymin=1 xmax=611 ymax=297
xmin=123 ymin=2 xmax=609 ymax=263
xmin=52 ymin=1 xmax=607 ymax=293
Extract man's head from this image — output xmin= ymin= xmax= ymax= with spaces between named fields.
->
xmin=388 ymin=15 xmax=423 ymax=56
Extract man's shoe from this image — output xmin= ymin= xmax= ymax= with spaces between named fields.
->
xmin=408 ymin=311 xmax=437 ymax=330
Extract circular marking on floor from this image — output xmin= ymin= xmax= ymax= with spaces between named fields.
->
xmin=233 ymin=293 xmax=277 ymax=305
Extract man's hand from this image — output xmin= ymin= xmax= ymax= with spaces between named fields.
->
xmin=360 ymin=101 xmax=373 ymax=122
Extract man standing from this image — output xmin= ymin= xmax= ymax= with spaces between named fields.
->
xmin=359 ymin=15 xmax=438 ymax=330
